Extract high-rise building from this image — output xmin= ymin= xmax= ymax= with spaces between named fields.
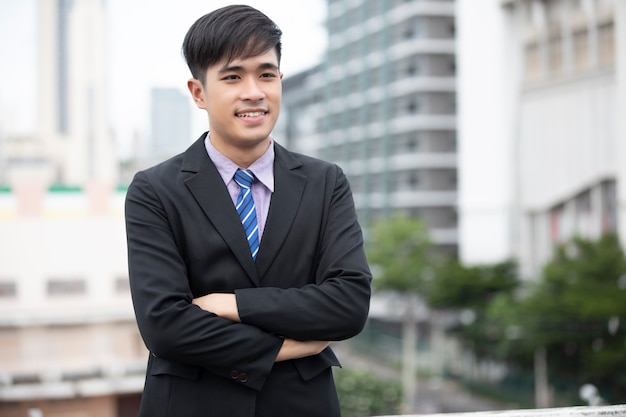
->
xmin=457 ymin=0 xmax=626 ymax=277
xmin=149 ymin=87 xmax=191 ymax=161
xmin=2 ymin=0 xmax=117 ymax=186
xmin=279 ymin=0 xmax=458 ymax=254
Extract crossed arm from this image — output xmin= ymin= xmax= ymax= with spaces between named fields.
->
xmin=193 ymin=293 xmax=330 ymax=362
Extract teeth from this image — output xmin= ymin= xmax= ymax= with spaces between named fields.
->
xmin=238 ymin=112 xmax=265 ymax=118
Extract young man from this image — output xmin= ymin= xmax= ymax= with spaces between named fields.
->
xmin=125 ymin=5 xmax=371 ymax=417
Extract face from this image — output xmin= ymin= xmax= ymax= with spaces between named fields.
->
xmin=188 ymin=49 xmax=283 ymax=166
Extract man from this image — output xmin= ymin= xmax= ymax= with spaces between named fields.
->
xmin=125 ymin=5 xmax=371 ymax=417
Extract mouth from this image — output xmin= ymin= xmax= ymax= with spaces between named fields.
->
xmin=236 ymin=111 xmax=268 ymax=118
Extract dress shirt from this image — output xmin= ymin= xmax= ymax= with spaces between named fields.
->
xmin=204 ymin=133 xmax=274 ymax=240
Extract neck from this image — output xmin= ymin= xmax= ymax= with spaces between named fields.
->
xmin=210 ymin=137 xmax=271 ymax=168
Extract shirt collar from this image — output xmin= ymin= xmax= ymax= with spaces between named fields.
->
xmin=204 ymin=133 xmax=275 ymax=192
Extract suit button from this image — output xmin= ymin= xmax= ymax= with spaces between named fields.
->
xmin=237 ymin=373 xmax=248 ymax=383
xmin=230 ymin=370 xmax=240 ymax=379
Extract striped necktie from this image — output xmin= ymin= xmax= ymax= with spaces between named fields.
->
xmin=234 ymin=169 xmax=259 ymax=260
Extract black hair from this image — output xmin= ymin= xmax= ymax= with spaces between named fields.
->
xmin=182 ymin=5 xmax=283 ymax=83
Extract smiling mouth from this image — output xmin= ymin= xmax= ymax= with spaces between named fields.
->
xmin=236 ymin=111 xmax=267 ymax=118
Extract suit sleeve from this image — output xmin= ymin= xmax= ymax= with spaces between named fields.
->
xmin=125 ymin=170 xmax=282 ymax=391
xmin=235 ymin=165 xmax=372 ymax=341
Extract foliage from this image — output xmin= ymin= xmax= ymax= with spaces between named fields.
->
xmin=426 ymin=258 xmax=518 ymax=309
xmin=365 ymin=214 xmax=626 ymax=403
xmin=425 ymin=259 xmax=521 ymax=358
xmin=453 ymin=233 xmax=626 ymax=402
xmin=366 ymin=214 xmax=433 ymax=293
xmin=335 ymin=367 xmax=402 ymax=417
xmin=500 ymin=233 xmax=626 ymax=401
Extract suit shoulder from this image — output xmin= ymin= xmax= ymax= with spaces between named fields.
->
xmin=130 ymin=134 xmax=208 ymax=183
xmin=140 ymin=152 xmax=186 ymax=178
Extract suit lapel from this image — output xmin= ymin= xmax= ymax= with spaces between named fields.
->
xmin=256 ymin=144 xmax=306 ymax=278
xmin=182 ymin=135 xmax=260 ymax=286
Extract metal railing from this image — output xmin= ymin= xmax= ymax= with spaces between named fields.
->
xmin=374 ymin=404 xmax=626 ymax=417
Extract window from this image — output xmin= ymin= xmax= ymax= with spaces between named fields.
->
xmin=0 ymin=281 xmax=17 ymax=298
xmin=549 ymin=35 xmax=562 ymax=76
xmin=47 ymin=278 xmax=86 ymax=296
xmin=601 ymin=180 xmax=617 ymax=232
xmin=573 ymin=29 xmax=589 ymax=71
xmin=525 ymin=41 xmax=541 ymax=81
xmin=598 ymin=21 xmax=615 ymax=67
xmin=392 ymin=134 xmax=420 ymax=155
xmin=347 ymin=108 xmax=360 ymax=127
xmin=115 ymin=276 xmax=130 ymax=294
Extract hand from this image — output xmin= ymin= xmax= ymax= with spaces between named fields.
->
xmin=275 ymin=339 xmax=330 ymax=362
xmin=192 ymin=293 xmax=240 ymax=322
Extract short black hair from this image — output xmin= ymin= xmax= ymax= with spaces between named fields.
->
xmin=182 ymin=5 xmax=283 ymax=83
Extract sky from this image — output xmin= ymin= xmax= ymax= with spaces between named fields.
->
xmin=0 ymin=0 xmax=327 ymax=156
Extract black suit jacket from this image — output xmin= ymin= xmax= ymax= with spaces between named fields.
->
xmin=125 ymin=133 xmax=372 ymax=417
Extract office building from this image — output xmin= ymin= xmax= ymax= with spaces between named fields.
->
xmin=149 ymin=87 xmax=191 ymax=161
xmin=279 ymin=0 xmax=458 ymax=254
xmin=457 ymin=0 xmax=626 ymax=276
xmin=1 ymin=0 xmax=117 ymax=186
xmin=0 ymin=1 xmax=141 ymax=416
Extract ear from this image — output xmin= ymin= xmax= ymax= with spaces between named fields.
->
xmin=187 ymin=78 xmax=207 ymax=109
xmin=280 ymin=72 xmax=284 ymax=80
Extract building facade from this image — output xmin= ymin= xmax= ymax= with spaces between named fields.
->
xmin=278 ymin=0 xmax=458 ymax=254
xmin=457 ymin=0 xmax=626 ymax=277
xmin=0 ymin=1 xmax=141 ymax=415
xmin=149 ymin=87 xmax=191 ymax=161
xmin=1 ymin=0 xmax=117 ymax=187
xmin=0 ymin=185 xmax=144 ymax=417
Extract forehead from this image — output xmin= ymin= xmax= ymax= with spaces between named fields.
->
xmin=214 ymin=48 xmax=280 ymax=72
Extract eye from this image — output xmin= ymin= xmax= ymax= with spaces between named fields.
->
xmin=260 ymin=72 xmax=277 ymax=79
xmin=222 ymin=74 xmax=240 ymax=81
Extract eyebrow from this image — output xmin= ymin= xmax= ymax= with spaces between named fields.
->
xmin=218 ymin=62 xmax=280 ymax=74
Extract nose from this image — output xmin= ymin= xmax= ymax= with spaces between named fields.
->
xmin=240 ymin=78 xmax=265 ymax=101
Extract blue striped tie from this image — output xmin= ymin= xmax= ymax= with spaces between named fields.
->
xmin=234 ymin=169 xmax=259 ymax=260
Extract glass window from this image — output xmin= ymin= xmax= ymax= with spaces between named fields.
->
xmin=47 ymin=278 xmax=86 ymax=296
xmin=0 ymin=281 xmax=17 ymax=298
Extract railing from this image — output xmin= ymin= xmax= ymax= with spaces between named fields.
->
xmin=374 ymin=404 xmax=626 ymax=417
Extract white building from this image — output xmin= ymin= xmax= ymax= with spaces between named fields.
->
xmin=457 ymin=0 xmax=626 ymax=277
xmin=2 ymin=0 xmax=117 ymax=187
xmin=0 ymin=185 xmax=145 ymax=417
xmin=0 ymin=1 xmax=141 ymax=415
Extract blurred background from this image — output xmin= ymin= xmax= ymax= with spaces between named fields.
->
xmin=1 ymin=0 xmax=625 ymax=416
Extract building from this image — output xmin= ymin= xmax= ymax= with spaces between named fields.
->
xmin=457 ymin=0 xmax=626 ymax=277
xmin=0 ymin=1 xmax=142 ymax=415
xmin=0 ymin=185 xmax=145 ymax=417
xmin=149 ymin=87 xmax=191 ymax=161
xmin=1 ymin=0 xmax=117 ymax=187
xmin=279 ymin=0 xmax=458 ymax=254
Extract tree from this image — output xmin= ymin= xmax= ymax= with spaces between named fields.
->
xmin=425 ymin=259 xmax=520 ymax=359
xmin=335 ymin=368 xmax=402 ymax=417
xmin=505 ymin=233 xmax=626 ymax=403
xmin=367 ymin=214 xmax=433 ymax=293
xmin=366 ymin=214 xmax=433 ymax=412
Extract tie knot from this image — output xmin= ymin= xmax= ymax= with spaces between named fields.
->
xmin=234 ymin=169 xmax=254 ymax=189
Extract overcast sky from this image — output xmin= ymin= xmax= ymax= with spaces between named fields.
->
xmin=0 ymin=0 xmax=327 ymax=155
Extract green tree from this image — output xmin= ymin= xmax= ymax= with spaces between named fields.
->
xmin=367 ymin=214 xmax=432 ymax=293
xmin=426 ymin=259 xmax=520 ymax=359
xmin=506 ymin=233 xmax=626 ymax=402
xmin=335 ymin=368 xmax=402 ymax=417
xmin=366 ymin=214 xmax=433 ymax=412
